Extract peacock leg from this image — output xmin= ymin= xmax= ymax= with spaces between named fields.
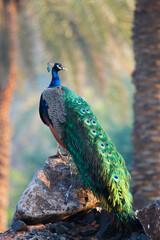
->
xmin=57 ymin=143 xmax=62 ymax=156
xmin=48 ymin=143 xmax=65 ymax=159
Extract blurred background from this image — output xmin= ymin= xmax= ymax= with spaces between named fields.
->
xmin=1 ymin=0 xmax=159 ymax=232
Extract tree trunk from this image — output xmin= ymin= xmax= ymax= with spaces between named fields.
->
xmin=0 ymin=0 xmax=18 ymax=231
xmin=131 ymin=0 xmax=160 ymax=209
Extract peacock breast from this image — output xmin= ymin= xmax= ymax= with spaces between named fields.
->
xmin=42 ymin=86 xmax=67 ymax=139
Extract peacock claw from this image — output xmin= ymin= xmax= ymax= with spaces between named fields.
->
xmin=55 ymin=143 xmax=67 ymax=160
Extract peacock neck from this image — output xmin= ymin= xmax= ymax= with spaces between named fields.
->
xmin=48 ymin=69 xmax=61 ymax=88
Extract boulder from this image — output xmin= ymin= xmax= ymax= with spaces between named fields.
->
xmin=137 ymin=200 xmax=160 ymax=240
xmin=11 ymin=155 xmax=99 ymax=226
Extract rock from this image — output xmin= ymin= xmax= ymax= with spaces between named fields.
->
xmin=26 ymin=236 xmax=36 ymax=239
xmin=97 ymin=208 xmax=112 ymax=238
xmin=60 ymin=222 xmax=74 ymax=230
xmin=12 ymin=155 xmax=99 ymax=226
xmin=55 ymin=235 xmax=67 ymax=240
xmin=137 ymin=233 xmax=150 ymax=240
xmin=50 ymin=222 xmax=69 ymax=235
xmin=12 ymin=220 xmax=28 ymax=232
xmin=130 ymin=231 xmax=140 ymax=240
xmin=29 ymin=236 xmax=39 ymax=240
xmin=138 ymin=200 xmax=160 ymax=240
xmin=84 ymin=209 xmax=96 ymax=224
xmin=80 ymin=228 xmax=98 ymax=236
xmin=106 ymin=232 xmax=123 ymax=240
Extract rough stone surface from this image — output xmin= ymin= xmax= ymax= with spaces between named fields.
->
xmin=138 ymin=200 xmax=160 ymax=240
xmin=97 ymin=208 xmax=111 ymax=238
xmin=11 ymin=155 xmax=99 ymax=226
xmin=0 ymin=207 xmax=150 ymax=240
xmin=12 ymin=220 xmax=28 ymax=232
xmin=130 ymin=231 xmax=140 ymax=240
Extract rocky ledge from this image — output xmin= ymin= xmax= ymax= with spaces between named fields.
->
xmin=0 ymin=206 xmax=155 ymax=240
xmin=0 ymin=155 xmax=159 ymax=240
xmin=11 ymin=155 xmax=99 ymax=225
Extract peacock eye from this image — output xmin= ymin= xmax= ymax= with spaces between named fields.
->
xmin=100 ymin=143 xmax=105 ymax=148
xmin=92 ymin=129 xmax=96 ymax=135
xmin=99 ymin=132 xmax=102 ymax=136
xmin=81 ymin=109 xmax=85 ymax=113
xmin=114 ymin=175 xmax=119 ymax=182
xmin=57 ymin=65 xmax=61 ymax=70
xmin=105 ymin=142 xmax=109 ymax=146
xmin=92 ymin=120 xmax=96 ymax=125
xmin=85 ymin=119 xmax=90 ymax=125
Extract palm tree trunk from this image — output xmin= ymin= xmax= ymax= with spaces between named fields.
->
xmin=131 ymin=0 xmax=160 ymax=209
xmin=0 ymin=0 xmax=18 ymax=231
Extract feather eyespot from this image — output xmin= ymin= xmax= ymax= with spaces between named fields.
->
xmin=105 ymin=142 xmax=109 ymax=146
xmin=99 ymin=132 xmax=103 ymax=138
xmin=92 ymin=120 xmax=96 ymax=125
xmin=81 ymin=109 xmax=85 ymax=113
xmin=86 ymin=108 xmax=90 ymax=113
xmin=100 ymin=143 xmax=105 ymax=149
xmin=85 ymin=119 xmax=90 ymax=125
xmin=77 ymin=100 xmax=81 ymax=104
xmin=114 ymin=175 xmax=119 ymax=182
xmin=92 ymin=129 xmax=96 ymax=135
xmin=108 ymin=152 xmax=112 ymax=156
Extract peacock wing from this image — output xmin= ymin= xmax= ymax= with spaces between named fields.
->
xmin=61 ymin=86 xmax=133 ymax=223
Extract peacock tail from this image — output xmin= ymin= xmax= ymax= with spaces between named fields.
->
xmin=41 ymin=85 xmax=137 ymax=230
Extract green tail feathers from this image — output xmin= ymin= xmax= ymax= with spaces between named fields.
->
xmin=60 ymin=86 xmax=137 ymax=230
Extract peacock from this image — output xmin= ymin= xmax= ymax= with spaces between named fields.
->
xmin=39 ymin=62 xmax=137 ymax=231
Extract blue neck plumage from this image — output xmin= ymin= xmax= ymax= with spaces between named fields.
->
xmin=48 ymin=69 xmax=61 ymax=87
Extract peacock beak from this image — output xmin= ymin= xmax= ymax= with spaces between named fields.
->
xmin=61 ymin=66 xmax=68 ymax=71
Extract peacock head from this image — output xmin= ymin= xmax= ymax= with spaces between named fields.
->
xmin=47 ymin=62 xmax=68 ymax=73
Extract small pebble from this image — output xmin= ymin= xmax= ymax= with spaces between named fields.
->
xmin=137 ymin=233 xmax=150 ymax=240
xmin=12 ymin=220 xmax=28 ymax=232
xmin=26 ymin=236 xmax=35 ymax=239
xmin=52 ymin=222 xmax=69 ymax=235
xmin=55 ymin=235 xmax=67 ymax=240
xmin=80 ymin=229 xmax=98 ymax=236
xmin=61 ymin=222 xmax=74 ymax=230
xmin=130 ymin=231 xmax=140 ymax=240
xmin=30 ymin=236 xmax=39 ymax=240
